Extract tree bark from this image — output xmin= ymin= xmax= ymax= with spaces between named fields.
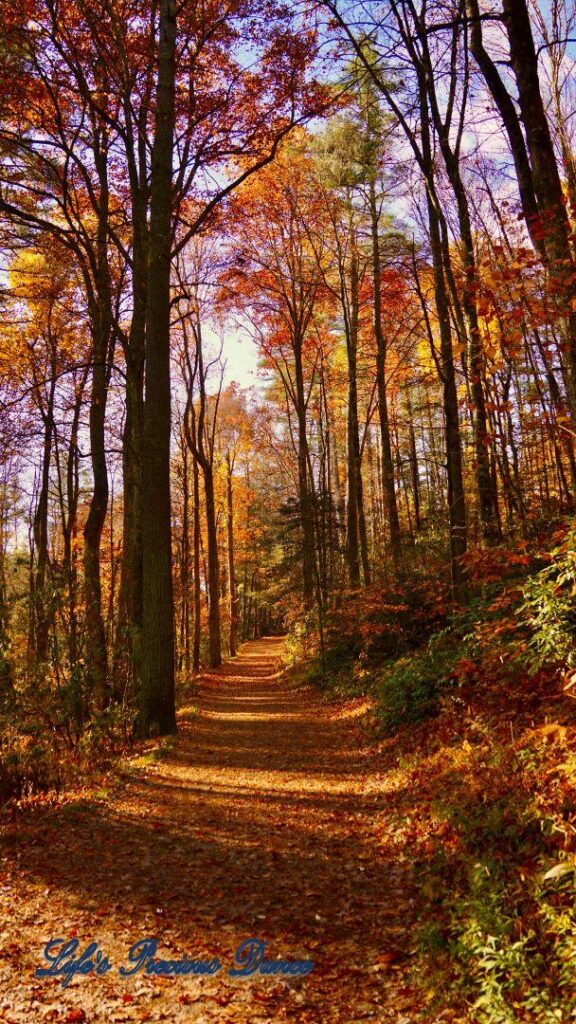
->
xmin=203 ymin=467 xmax=222 ymax=667
xmin=32 ymin=374 xmax=56 ymax=669
xmin=182 ymin=330 xmax=222 ymax=669
xmin=418 ymin=86 xmax=468 ymax=598
xmin=179 ymin=438 xmax=191 ymax=676
xmin=140 ymin=0 xmax=177 ymax=735
xmin=115 ymin=190 xmax=147 ymax=701
xmin=369 ymin=178 xmax=402 ymax=571
xmin=501 ymin=0 xmax=576 ymax=422
xmin=345 ymin=251 xmax=361 ymax=587
xmin=294 ymin=337 xmax=317 ymax=607
xmin=226 ymin=453 xmax=239 ymax=657
xmin=83 ymin=131 xmax=113 ymax=709
xmin=465 ymin=0 xmax=544 ymax=258
xmin=192 ymin=449 xmax=202 ymax=673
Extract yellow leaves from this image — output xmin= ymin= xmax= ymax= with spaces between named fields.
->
xmin=2 ymin=243 xmax=89 ymax=392
xmin=8 ymin=247 xmax=46 ymax=291
xmin=483 ymin=341 xmax=499 ymax=363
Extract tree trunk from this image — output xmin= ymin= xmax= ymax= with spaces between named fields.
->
xmin=140 ymin=0 xmax=177 ymax=735
xmin=32 ymin=377 xmax=56 ymax=668
xmin=179 ymin=439 xmax=190 ymax=675
xmin=357 ymin=460 xmax=371 ymax=585
xmin=406 ymin=389 xmax=421 ymax=531
xmin=369 ymin=178 xmax=402 ymax=571
xmin=115 ymin=195 xmax=146 ymax=701
xmin=465 ymin=0 xmax=544 ymax=258
xmin=203 ymin=465 xmax=222 ymax=668
xmin=226 ymin=453 xmax=239 ymax=657
xmin=501 ymin=0 xmax=576 ymax=423
xmin=294 ymin=338 xmax=316 ymax=607
xmin=61 ymin=374 xmax=85 ymax=704
xmin=345 ymin=252 xmax=361 ymax=587
xmin=83 ymin=311 xmax=110 ymax=708
xmin=192 ymin=450 xmax=201 ymax=673
xmin=420 ymin=89 xmax=468 ymax=599
xmin=83 ymin=134 xmax=113 ymax=709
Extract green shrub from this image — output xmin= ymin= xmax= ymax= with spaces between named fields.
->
xmin=377 ymin=630 xmax=459 ymax=733
xmin=441 ymin=863 xmax=576 ymax=1023
xmin=520 ymin=524 xmax=576 ymax=675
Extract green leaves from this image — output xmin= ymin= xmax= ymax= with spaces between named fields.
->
xmin=520 ymin=524 xmax=576 ymax=676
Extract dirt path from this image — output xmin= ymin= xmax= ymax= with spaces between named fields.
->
xmin=0 ymin=638 xmax=421 ymax=1023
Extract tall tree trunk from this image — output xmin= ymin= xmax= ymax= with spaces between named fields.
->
xmin=294 ymin=338 xmax=316 ymax=607
xmin=345 ymin=251 xmax=361 ymax=587
xmin=465 ymin=0 xmax=544 ymax=258
xmin=84 ymin=312 xmax=111 ymax=709
xmin=83 ymin=133 xmax=113 ymax=708
xmin=179 ymin=439 xmax=190 ymax=675
xmin=501 ymin=0 xmax=576 ymax=423
xmin=410 ymin=11 xmax=500 ymax=541
xmin=435 ymin=150 xmax=500 ymax=541
xmin=32 ymin=376 xmax=56 ymax=668
xmin=419 ymin=89 xmax=468 ymax=599
xmin=369 ymin=178 xmax=402 ymax=571
xmin=429 ymin=204 xmax=468 ymax=597
xmin=226 ymin=453 xmax=239 ymax=657
xmin=192 ymin=450 xmax=201 ymax=674
xmin=61 ymin=375 xmax=85 ymax=695
xmin=319 ymin=360 xmax=336 ymax=592
xmin=182 ymin=341 xmax=221 ymax=670
xmin=115 ymin=194 xmax=146 ymax=700
xmin=357 ymin=460 xmax=371 ymax=585
xmin=140 ymin=0 xmax=177 ymax=735
xmin=203 ymin=466 xmax=222 ymax=668
xmin=406 ymin=389 xmax=421 ymax=532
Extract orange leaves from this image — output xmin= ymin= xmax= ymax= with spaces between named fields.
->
xmin=450 ymin=657 xmax=479 ymax=684
xmin=461 ymin=543 xmax=533 ymax=586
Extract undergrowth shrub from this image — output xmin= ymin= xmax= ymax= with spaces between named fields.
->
xmin=290 ymin=527 xmax=576 ymax=1021
xmin=377 ymin=629 xmax=459 ymax=733
xmin=520 ymin=523 xmax=576 ymax=678
xmin=0 ymin=728 xmax=58 ymax=805
xmin=328 ymin=579 xmax=451 ymax=663
xmin=419 ymin=847 xmax=576 ymax=1023
xmin=289 ymin=576 xmax=452 ymax=697
xmin=412 ymin=721 xmax=576 ymax=1023
xmin=0 ymin=671 xmax=137 ymax=806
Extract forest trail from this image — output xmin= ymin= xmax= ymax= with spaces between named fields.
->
xmin=0 ymin=638 xmax=420 ymax=1023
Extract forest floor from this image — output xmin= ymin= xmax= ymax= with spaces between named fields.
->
xmin=0 ymin=637 xmax=429 ymax=1024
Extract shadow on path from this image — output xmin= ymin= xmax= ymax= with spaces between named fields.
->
xmin=0 ymin=636 xmax=419 ymax=1023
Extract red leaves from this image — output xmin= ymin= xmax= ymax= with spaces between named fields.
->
xmin=461 ymin=543 xmax=533 ymax=585
xmin=450 ymin=657 xmax=479 ymax=684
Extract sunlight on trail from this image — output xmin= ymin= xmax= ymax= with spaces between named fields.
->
xmin=0 ymin=637 xmax=418 ymax=1023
